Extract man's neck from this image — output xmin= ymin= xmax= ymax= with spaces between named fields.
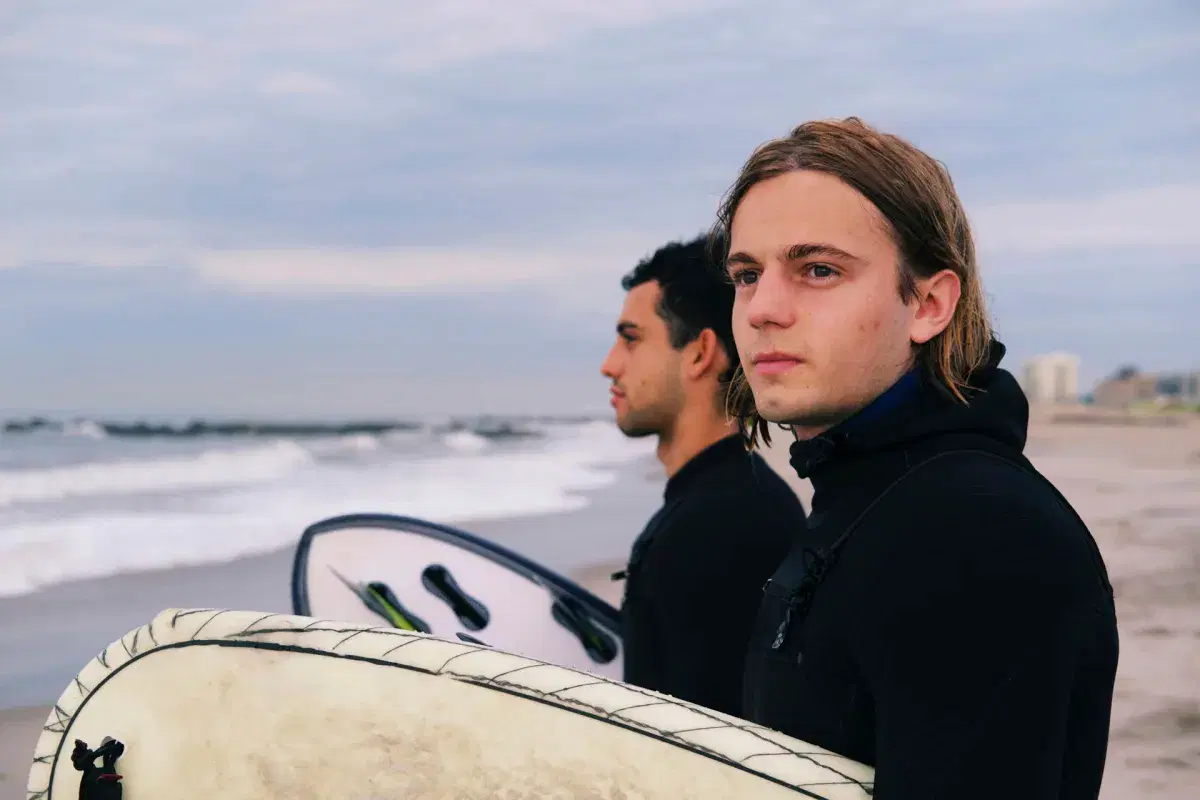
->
xmin=656 ymin=408 xmax=738 ymax=479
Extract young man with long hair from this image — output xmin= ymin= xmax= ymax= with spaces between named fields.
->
xmin=715 ymin=118 xmax=1118 ymax=799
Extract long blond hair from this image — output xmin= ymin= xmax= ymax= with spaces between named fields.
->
xmin=711 ymin=117 xmax=993 ymax=448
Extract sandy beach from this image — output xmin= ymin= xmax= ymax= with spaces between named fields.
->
xmin=2 ymin=414 xmax=1198 ymax=798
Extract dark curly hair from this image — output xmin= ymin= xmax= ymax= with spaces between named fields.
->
xmin=621 ymin=234 xmax=736 ymax=393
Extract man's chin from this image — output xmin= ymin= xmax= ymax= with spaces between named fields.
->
xmin=757 ymin=396 xmax=846 ymax=433
xmin=754 ymin=396 xmax=802 ymax=426
xmin=618 ymin=426 xmax=657 ymax=439
xmin=615 ymin=416 xmax=658 ymax=439
xmin=776 ymin=413 xmax=854 ymax=440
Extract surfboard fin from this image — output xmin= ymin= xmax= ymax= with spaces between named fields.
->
xmin=455 ymin=631 xmax=492 ymax=647
xmin=421 ymin=564 xmax=491 ymax=631
xmin=364 ymin=581 xmax=432 ymax=634
xmin=327 ymin=567 xmax=431 ymax=634
xmin=71 ymin=736 xmax=125 ymax=799
xmin=551 ymin=595 xmax=619 ymax=664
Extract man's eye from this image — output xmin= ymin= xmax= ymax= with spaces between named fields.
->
xmin=730 ymin=269 xmax=759 ymax=287
xmin=807 ymin=264 xmax=837 ymax=280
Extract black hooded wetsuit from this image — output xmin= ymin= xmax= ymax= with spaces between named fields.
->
xmin=742 ymin=342 xmax=1118 ymax=799
xmin=620 ymin=434 xmax=807 ymax=717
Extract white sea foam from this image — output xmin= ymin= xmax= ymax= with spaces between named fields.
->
xmin=443 ymin=430 xmax=490 ymax=453
xmin=63 ymin=420 xmax=108 ymax=440
xmin=0 ymin=440 xmax=315 ymax=507
xmin=0 ymin=420 xmax=655 ymax=597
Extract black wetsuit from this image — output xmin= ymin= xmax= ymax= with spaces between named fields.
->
xmin=742 ymin=342 xmax=1118 ymax=799
xmin=619 ymin=434 xmax=806 ymax=717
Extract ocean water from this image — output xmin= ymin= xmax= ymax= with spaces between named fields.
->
xmin=0 ymin=415 xmax=656 ymax=598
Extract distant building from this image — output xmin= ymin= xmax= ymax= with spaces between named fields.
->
xmin=1155 ymin=370 xmax=1200 ymax=404
xmin=1022 ymin=352 xmax=1081 ymax=405
xmin=1092 ymin=372 xmax=1158 ymax=409
xmin=1088 ymin=364 xmax=1200 ymax=409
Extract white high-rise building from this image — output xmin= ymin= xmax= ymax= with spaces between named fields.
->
xmin=1022 ymin=353 xmax=1081 ymax=405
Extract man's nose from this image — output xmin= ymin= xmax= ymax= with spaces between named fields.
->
xmin=744 ymin=267 xmax=795 ymax=330
xmin=600 ymin=345 xmax=621 ymax=378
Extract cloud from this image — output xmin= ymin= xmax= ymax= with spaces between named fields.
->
xmin=235 ymin=0 xmax=734 ymax=73
xmin=190 ymin=235 xmax=666 ymax=294
xmin=0 ymin=261 xmax=616 ymax=416
xmin=6 ymin=175 xmax=1194 ymax=299
xmin=972 ymin=183 xmax=1200 ymax=257
xmin=4 ymin=0 xmax=1193 ymax=249
xmin=257 ymin=70 xmax=342 ymax=98
xmin=42 ymin=177 xmax=1189 ymax=299
xmin=0 ymin=1 xmax=730 ymax=68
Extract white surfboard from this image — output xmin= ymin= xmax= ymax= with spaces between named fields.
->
xmin=27 ymin=609 xmax=874 ymax=799
xmin=292 ymin=513 xmax=625 ymax=679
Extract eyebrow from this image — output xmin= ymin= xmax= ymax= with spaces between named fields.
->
xmin=616 ymin=321 xmax=639 ymax=336
xmin=726 ymin=242 xmax=863 ymax=270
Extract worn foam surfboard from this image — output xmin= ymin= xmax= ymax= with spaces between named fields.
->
xmin=27 ymin=609 xmax=874 ymax=799
xmin=291 ymin=512 xmax=624 ymax=679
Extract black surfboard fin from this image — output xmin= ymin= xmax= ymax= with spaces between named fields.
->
xmin=455 ymin=632 xmax=492 ymax=647
xmin=421 ymin=564 xmax=490 ymax=631
xmin=551 ymin=595 xmax=619 ymax=664
xmin=327 ymin=567 xmax=431 ymax=633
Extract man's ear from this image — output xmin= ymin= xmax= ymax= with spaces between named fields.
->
xmin=909 ymin=268 xmax=961 ymax=345
xmin=683 ymin=329 xmax=726 ymax=381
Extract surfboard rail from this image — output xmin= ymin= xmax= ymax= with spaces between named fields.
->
xmin=28 ymin=609 xmax=874 ymax=799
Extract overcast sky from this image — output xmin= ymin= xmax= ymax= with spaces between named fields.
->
xmin=1 ymin=0 xmax=1196 ymax=417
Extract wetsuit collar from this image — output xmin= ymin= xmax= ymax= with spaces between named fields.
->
xmin=840 ymin=369 xmax=922 ymax=433
xmin=787 ymin=340 xmax=1026 ymax=483
xmin=789 ymin=369 xmax=922 ymax=480
xmin=664 ymin=433 xmax=746 ymax=502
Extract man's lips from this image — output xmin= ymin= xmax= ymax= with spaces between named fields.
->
xmin=751 ymin=352 xmax=803 ymax=376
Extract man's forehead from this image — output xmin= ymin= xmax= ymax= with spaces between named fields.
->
xmin=615 ymin=281 xmax=664 ymax=333
xmin=730 ymin=170 xmax=887 ymax=250
xmin=622 ymin=281 xmax=661 ymax=315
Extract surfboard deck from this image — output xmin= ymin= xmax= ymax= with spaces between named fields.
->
xmin=28 ymin=609 xmax=874 ymax=799
xmin=292 ymin=512 xmax=624 ymax=678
